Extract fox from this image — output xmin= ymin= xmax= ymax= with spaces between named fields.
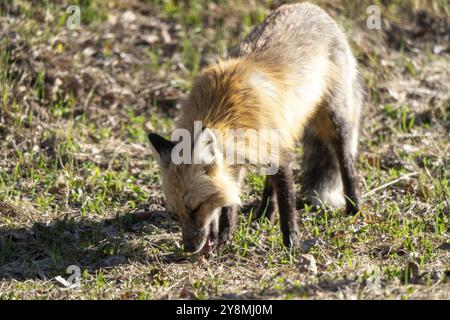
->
xmin=148 ymin=2 xmax=362 ymax=254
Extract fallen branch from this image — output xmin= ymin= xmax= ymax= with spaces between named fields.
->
xmin=362 ymin=172 xmax=419 ymax=198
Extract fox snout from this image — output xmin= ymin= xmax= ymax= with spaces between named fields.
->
xmin=182 ymin=221 xmax=207 ymax=253
xmin=182 ymin=218 xmax=218 ymax=253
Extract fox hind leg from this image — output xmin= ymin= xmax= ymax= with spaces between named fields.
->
xmin=302 ymin=83 xmax=361 ymax=214
xmin=302 ymin=126 xmax=345 ymax=209
xmin=328 ymin=76 xmax=362 ymax=214
xmin=329 ymin=112 xmax=361 ymax=214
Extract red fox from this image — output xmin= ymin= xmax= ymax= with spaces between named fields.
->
xmin=148 ymin=2 xmax=362 ymax=253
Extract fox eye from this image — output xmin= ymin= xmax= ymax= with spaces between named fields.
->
xmin=189 ymin=204 xmax=201 ymax=219
xmin=168 ymin=211 xmax=179 ymax=222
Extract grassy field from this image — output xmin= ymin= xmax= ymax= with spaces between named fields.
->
xmin=0 ymin=0 xmax=449 ymax=299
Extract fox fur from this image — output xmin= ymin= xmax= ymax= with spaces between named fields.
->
xmin=148 ymin=2 xmax=363 ymax=253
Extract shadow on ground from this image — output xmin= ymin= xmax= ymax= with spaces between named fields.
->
xmin=0 ymin=207 xmax=184 ymax=281
xmin=0 ymin=195 xmax=311 ymax=282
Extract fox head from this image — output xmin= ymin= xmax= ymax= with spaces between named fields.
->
xmin=148 ymin=128 xmax=241 ymax=253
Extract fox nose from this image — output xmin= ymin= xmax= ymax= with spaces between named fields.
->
xmin=184 ymin=243 xmax=196 ymax=253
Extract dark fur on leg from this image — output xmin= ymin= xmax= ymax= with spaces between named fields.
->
xmin=330 ymin=122 xmax=361 ymax=214
xmin=255 ymin=176 xmax=277 ymax=222
xmin=302 ymin=73 xmax=362 ymax=213
xmin=218 ymin=205 xmax=238 ymax=246
xmin=272 ymin=164 xmax=299 ymax=248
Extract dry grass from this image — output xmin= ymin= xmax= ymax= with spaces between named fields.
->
xmin=0 ymin=0 xmax=449 ymax=299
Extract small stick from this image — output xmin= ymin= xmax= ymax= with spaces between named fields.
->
xmin=362 ymin=172 xmax=419 ymax=198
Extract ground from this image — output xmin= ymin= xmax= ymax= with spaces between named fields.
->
xmin=0 ymin=0 xmax=449 ymax=299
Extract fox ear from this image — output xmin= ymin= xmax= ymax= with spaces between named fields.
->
xmin=148 ymin=133 xmax=175 ymax=166
xmin=193 ymin=127 xmax=222 ymax=165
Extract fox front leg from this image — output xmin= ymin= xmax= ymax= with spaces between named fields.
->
xmin=272 ymin=164 xmax=300 ymax=248
xmin=218 ymin=205 xmax=238 ymax=246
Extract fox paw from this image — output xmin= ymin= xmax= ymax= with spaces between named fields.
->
xmin=218 ymin=228 xmax=233 ymax=247
xmin=283 ymin=231 xmax=300 ymax=248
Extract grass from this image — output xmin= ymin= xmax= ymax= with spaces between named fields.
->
xmin=0 ymin=0 xmax=449 ymax=299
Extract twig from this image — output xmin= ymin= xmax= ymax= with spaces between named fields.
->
xmin=362 ymin=172 xmax=419 ymax=198
xmin=84 ymin=82 xmax=98 ymax=110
